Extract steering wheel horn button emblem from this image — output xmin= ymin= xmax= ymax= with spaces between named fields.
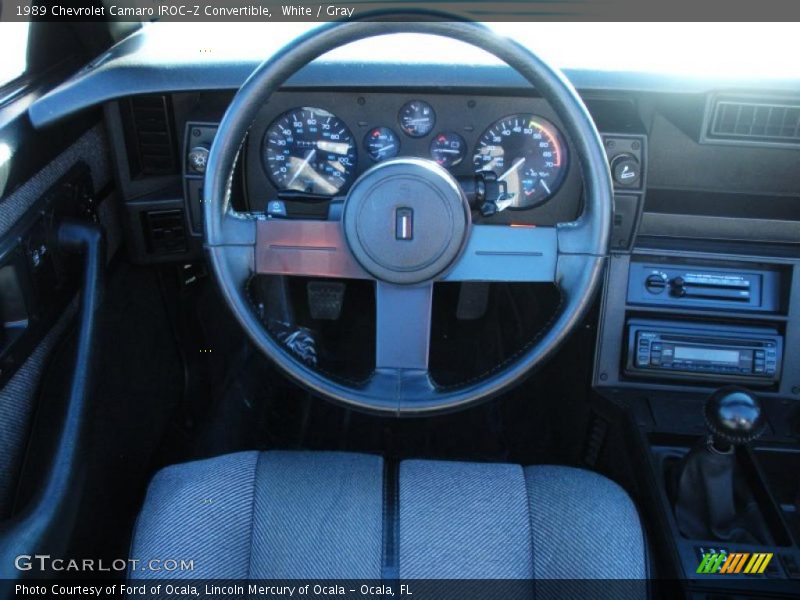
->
xmin=343 ymin=158 xmax=470 ymax=285
xmin=395 ymin=207 xmax=414 ymax=241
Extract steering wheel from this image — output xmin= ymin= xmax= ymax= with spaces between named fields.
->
xmin=204 ymin=21 xmax=611 ymax=416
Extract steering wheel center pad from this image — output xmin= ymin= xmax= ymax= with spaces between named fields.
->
xmin=343 ymin=158 xmax=470 ymax=285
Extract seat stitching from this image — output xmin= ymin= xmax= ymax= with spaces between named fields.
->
xmin=381 ymin=459 xmax=400 ymax=580
xmin=522 ymin=467 xmax=537 ymax=598
xmin=246 ymin=451 xmax=262 ymax=579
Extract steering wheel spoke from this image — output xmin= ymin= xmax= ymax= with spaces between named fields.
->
xmin=375 ymin=281 xmax=434 ymax=371
xmin=255 ymin=217 xmax=369 ymax=279
xmin=444 ymin=224 xmax=558 ymax=283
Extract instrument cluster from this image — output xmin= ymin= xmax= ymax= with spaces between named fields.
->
xmin=259 ymin=96 xmax=570 ymax=211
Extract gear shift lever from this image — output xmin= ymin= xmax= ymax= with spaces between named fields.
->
xmin=704 ymin=387 xmax=765 ymax=453
xmin=671 ymin=387 xmax=771 ymax=544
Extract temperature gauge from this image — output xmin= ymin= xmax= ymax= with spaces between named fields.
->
xmin=364 ymin=127 xmax=400 ymax=162
xmin=430 ymin=132 xmax=466 ymax=168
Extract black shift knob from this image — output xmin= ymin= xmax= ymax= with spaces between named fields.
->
xmin=704 ymin=387 xmax=765 ymax=447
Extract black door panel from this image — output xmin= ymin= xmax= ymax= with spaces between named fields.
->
xmin=0 ymin=118 xmax=115 ymax=520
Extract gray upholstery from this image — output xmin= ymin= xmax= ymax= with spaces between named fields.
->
xmin=0 ymin=125 xmax=111 ymax=236
xmin=399 ymin=460 xmax=533 ymax=579
xmin=249 ymin=451 xmax=383 ymax=579
xmin=130 ymin=451 xmax=259 ymax=579
xmin=0 ymin=303 xmax=77 ymax=518
xmin=131 ymin=452 xmax=646 ymax=582
xmin=526 ymin=465 xmax=646 ymax=579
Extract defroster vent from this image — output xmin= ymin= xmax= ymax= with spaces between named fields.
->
xmin=706 ymin=95 xmax=800 ymax=146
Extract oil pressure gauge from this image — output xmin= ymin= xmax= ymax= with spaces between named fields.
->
xmin=364 ymin=127 xmax=400 ymax=162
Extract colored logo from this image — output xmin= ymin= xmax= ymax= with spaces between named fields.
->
xmin=696 ymin=552 xmax=773 ymax=575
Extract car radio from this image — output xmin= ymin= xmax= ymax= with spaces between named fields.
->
xmin=625 ymin=319 xmax=782 ymax=385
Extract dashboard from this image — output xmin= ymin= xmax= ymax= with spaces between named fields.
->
xmin=62 ymin=35 xmax=797 ymax=403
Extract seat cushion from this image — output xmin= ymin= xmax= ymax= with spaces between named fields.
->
xmin=525 ymin=465 xmax=647 ymax=579
xmin=130 ymin=451 xmax=383 ymax=579
xmin=399 ymin=461 xmax=646 ymax=580
xmin=399 ymin=460 xmax=534 ymax=578
xmin=130 ymin=452 xmax=646 ymax=582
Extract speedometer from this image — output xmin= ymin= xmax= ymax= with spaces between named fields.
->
xmin=473 ymin=115 xmax=567 ymax=209
xmin=263 ymin=107 xmax=357 ymax=195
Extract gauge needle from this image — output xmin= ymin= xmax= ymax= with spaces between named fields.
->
xmin=540 ymin=179 xmax=551 ymax=194
xmin=437 ymin=148 xmax=461 ymax=154
xmin=287 ymin=149 xmax=316 ymax=186
xmin=377 ymin=144 xmax=396 ymax=155
xmin=498 ymin=157 xmax=526 ymax=181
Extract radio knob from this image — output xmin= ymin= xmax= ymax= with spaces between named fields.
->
xmin=645 ymin=272 xmax=668 ymax=294
xmin=670 ymin=276 xmax=687 ymax=297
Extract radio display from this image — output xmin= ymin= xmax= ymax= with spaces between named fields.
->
xmin=673 ymin=346 xmax=740 ymax=365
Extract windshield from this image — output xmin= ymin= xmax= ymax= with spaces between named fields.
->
xmin=142 ymin=22 xmax=800 ymax=80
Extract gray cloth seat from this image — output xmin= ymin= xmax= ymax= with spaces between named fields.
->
xmin=130 ymin=451 xmax=647 ymax=581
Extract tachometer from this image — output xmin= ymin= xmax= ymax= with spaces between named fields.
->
xmin=263 ymin=107 xmax=357 ymax=195
xmin=473 ymin=115 xmax=567 ymax=209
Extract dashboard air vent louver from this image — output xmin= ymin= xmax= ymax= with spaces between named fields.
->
xmin=123 ymin=95 xmax=178 ymax=178
xmin=705 ymin=96 xmax=800 ymax=147
xmin=142 ymin=209 xmax=187 ymax=255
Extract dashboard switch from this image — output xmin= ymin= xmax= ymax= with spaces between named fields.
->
xmin=267 ymin=200 xmax=288 ymax=218
xmin=188 ymin=145 xmax=210 ymax=174
xmin=611 ymin=154 xmax=641 ymax=188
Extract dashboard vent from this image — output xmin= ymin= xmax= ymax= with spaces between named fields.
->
xmin=122 ymin=95 xmax=178 ymax=178
xmin=705 ymin=96 xmax=800 ymax=146
xmin=142 ymin=209 xmax=187 ymax=255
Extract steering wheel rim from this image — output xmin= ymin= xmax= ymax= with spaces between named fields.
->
xmin=204 ymin=20 xmax=612 ymax=416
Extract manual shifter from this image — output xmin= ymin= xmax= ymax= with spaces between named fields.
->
xmin=671 ymin=387 xmax=772 ymax=544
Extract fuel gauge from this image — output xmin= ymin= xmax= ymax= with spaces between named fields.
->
xmin=398 ymin=100 xmax=436 ymax=137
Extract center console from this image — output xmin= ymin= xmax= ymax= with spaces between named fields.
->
xmin=595 ymin=252 xmax=798 ymax=398
xmin=594 ymin=247 xmax=800 ymax=597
